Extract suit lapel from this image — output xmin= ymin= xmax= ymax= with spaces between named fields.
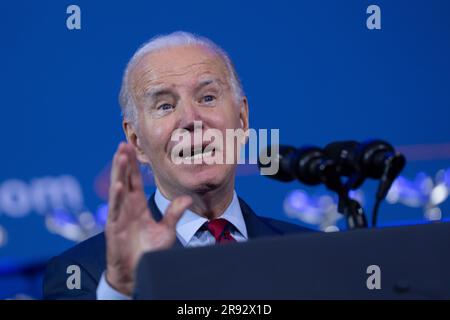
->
xmin=238 ymin=197 xmax=281 ymax=239
xmin=148 ymin=194 xmax=184 ymax=248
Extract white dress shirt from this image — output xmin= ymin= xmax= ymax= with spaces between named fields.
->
xmin=97 ymin=188 xmax=248 ymax=300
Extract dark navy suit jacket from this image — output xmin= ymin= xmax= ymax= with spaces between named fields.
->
xmin=43 ymin=194 xmax=313 ymax=299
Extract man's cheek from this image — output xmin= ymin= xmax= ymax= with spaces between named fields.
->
xmin=142 ymin=125 xmax=167 ymax=151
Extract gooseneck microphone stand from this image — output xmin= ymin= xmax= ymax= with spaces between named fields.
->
xmin=319 ymin=162 xmax=368 ymax=229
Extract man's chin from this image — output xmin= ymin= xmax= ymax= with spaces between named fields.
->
xmin=175 ymin=166 xmax=230 ymax=193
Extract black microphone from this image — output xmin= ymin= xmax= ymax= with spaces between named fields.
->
xmin=258 ymin=144 xmax=370 ymax=229
xmin=258 ymin=145 xmax=343 ymax=193
xmin=324 ymin=139 xmax=406 ymax=226
xmin=324 ymin=139 xmax=406 ymax=192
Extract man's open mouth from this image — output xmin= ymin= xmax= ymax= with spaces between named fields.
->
xmin=175 ymin=143 xmax=217 ymax=162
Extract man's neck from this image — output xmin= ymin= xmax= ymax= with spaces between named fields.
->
xmin=156 ymin=179 xmax=235 ymax=220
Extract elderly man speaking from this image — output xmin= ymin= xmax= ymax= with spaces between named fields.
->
xmin=43 ymin=31 xmax=312 ymax=300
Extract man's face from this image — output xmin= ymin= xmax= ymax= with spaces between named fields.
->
xmin=125 ymin=45 xmax=248 ymax=196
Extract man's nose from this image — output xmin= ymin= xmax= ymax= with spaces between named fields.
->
xmin=177 ymin=100 xmax=202 ymax=132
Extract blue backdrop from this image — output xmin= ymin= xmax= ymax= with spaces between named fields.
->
xmin=1 ymin=0 xmax=449 ymax=299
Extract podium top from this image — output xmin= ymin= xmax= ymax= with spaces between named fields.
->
xmin=135 ymin=222 xmax=450 ymax=299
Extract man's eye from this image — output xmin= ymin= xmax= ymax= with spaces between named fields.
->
xmin=157 ymin=103 xmax=174 ymax=111
xmin=201 ymin=95 xmax=216 ymax=103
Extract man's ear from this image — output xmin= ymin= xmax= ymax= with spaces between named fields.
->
xmin=122 ymin=120 xmax=150 ymax=164
xmin=239 ymin=97 xmax=250 ymax=144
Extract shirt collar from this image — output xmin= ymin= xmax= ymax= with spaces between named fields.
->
xmin=154 ymin=188 xmax=248 ymax=246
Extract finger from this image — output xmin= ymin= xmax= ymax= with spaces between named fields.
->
xmin=107 ymin=181 xmax=124 ymax=223
xmin=108 ymin=148 xmax=129 ymax=223
xmin=162 ymin=196 xmax=193 ymax=229
xmin=113 ymin=153 xmax=128 ymax=195
xmin=110 ymin=142 xmax=127 ymax=187
xmin=125 ymin=144 xmax=144 ymax=192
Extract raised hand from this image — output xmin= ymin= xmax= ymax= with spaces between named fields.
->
xmin=105 ymin=142 xmax=192 ymax=296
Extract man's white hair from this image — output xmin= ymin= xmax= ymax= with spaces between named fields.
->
xmin=119 ymin=31 xmax=244 ymax=125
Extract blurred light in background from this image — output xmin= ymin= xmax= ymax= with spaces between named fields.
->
xmin=285 ymin=168 xmax=450 ymax=230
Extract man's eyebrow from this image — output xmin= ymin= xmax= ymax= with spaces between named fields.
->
xmin=196 ymin=78 xmax=224 ymax=90
xmin=143 ymin=86 xmax=176 ymax=100
xmin=143 ymin=78 xmax=223 ymax=99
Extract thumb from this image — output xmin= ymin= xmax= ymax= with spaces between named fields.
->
xmin=162 ymin=195 xmax=193 ymax=229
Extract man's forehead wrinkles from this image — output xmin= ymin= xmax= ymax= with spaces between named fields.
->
xmin=133 ymin=61 xmax=227 ymax=95
xmin=142 ymin=77 xmax=223 ymax=99
xmin=137 ymin=60 xmax=221 ymax=82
